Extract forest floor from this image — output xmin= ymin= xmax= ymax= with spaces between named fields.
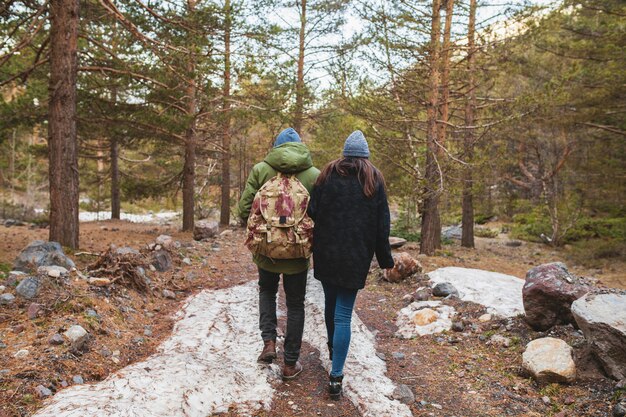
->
xmin=0 ymin=220 xmax=624 ymax=417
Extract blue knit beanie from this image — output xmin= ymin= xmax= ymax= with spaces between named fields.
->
xmin=274 ymin=127 xmax=302 ymax=147
xmin=342 ymin=130 xmax=370 ymax=158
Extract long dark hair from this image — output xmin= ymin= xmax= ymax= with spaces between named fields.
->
xmin=316 ymin=157 xmax=385 ymax=198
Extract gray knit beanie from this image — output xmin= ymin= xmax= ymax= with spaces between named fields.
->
xmin=342 ymin=130 xmax=370 ymax=158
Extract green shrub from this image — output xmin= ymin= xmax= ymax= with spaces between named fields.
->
xmin=475 ymin=227 xmax=499 ymax=238
xmin=475 ymin=213 xmax=495 ymax=225
xmin=569 ymin=239 xmax=626 ymax=264
xmin=391 ymin=228 xmax=421 ymax=242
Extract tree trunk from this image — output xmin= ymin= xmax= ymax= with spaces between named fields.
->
xmin=110 ymin=134 xmax=120 ymax=219
xmin=461 ymin=0 xmax=477 ymax=248
xmin=48 ymin=0 xmax=79 ymax=249
xmin=420 ymin=0 xmax=442 ymax=256
xmin=220 ymin=0 xmax=232 ymax=226
xmin=293 ymin=0 xmax=306 ymax=133
xmin=182 ymin=0 xmax=197 ymax=232
xmin=437 ymin=0 xmax=454 ymax=150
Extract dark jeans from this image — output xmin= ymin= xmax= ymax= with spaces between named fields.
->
xmin=258 ymin=267 xmax=307 ymax=365
xmin=322 ymin=282 xmax=358 ymax=378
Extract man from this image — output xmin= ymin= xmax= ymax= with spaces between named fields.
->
xmin=237 ymin=127 xmax=319 ymax=380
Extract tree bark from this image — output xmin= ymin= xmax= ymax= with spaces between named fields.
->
xmin=182 ymin=0 xmax=197 ymax=232
xmin=461 ymin=0 xmax=477 ymax=248
xmin=48 ymin=0 xmax=79 ymax=249
xmin=293 ymin=0 xmax=306 ymax=133
xmin=220 ymin=0 xmax=232 ymax=226
xmin=420 ymin=0 xmax=442 ymax=256
xmin=110 ymin=134 xmax=120 ymax=219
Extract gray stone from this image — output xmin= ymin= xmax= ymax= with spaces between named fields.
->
xmin=414 ymin=288 xmax=431 ymax=301
xmin=182 ymin=257 xmax=192 ymax=266
xmin=442 ymin=225 xmax=462 ymax=240
xmin=451 ymin=321 xmax=465 ymax=332
xmin=85 ymin=309 xmax=101 ymax=321
xmin=614 ymin=398 xmax=626 ymax=417
xmin=144 ymin=326 xmax=153 ymax=337
xmin=13 ymin=240 xmax=75 ymax=273
xmin=572 ymin=292 xmax=626 ymax=380
xmin=389 ymin=237 xmax=407 ymax=249
xmin=64 ymin=325 xmax=89 ymax=350
xmin=72 ymin=375 xmax=84 ymax=384
xmin=0 ymin=293 xmax=15 ymax=305
xmin=49 ymin=333 xmax=64 ymax=345
xmin=490 ymin=334 xmax=512 ymax=348
xmin=155 ymin=235 xmax=173 ymax=247
xmin=27 ymin=303 xmax=42 ymax=319
xmin=392 ymin=352 xmax=405 ymax=360
xmin=35 ymin=385 xmax=52 ymax=398
xmin=15 ymin=277 xmax=40 ymax=299
xmin=193 ymin=220 xmax=219 ymax=241
xmin=163 ymin=289 xmax=176 ymax=299
xmin=432 ymin=282 xmax=459 ymax=297
xmin=523 ymin=262 xmax=590 ymax=331
xmin=375 ymin=352 xmax=386 ymax=361
xmin=60 ymin=380 xmax=68 ymax=388
xmin=505 ymin=240 xmax=523 ymax=247
xmin=133 ymin=336 xmax=145 ymax=344
xmin=392 ymin=384 xmax=415 ymax=404
xmin=115 ymin=246 xmax=140 ymax=256
xmin=151 ymin=250 xmax=172 ymax=272
xmin=37 ymin=265 xmax=68 ymax=278
xmin=522 ymin=337 xmax=576 ymax=383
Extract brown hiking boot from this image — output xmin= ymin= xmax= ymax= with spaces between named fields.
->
xmin=282 ymin=361 xmax=303 ymax=380
xmin=257 ymin=340 xmax=277 ymax=363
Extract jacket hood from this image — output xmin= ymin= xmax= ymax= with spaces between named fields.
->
xmin=264 ymin=142 xmax=313 ymax=173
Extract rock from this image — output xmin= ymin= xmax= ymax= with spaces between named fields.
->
xmin=522 ymin=337 xmax=576 ymax=383
xmin=541 ymin=396 xmax=551 ymax=405
xmin=14 ymin=349 xmax=29 ymax=358
xmin=35 ymin=385 xmax=52 ymax=398
xmin=15 ymin=277 xmax=40 ymax=299
xmin=60 ymin=380 xmax=68 ymax=388
xmin=478 ymin=313 xmax=492 ymax=322
xmin=392 ymin=384 xmax=415 ymax=404
xmin=375 ymin=352 xmax=386 ymax=361
xmin=0 ymin=341 xmax=6 ymax=349
xmin=182 ymin=257 xmax=192 ymax=266
xmin=88 ymin=277 xmax=111 ymax=287
xmin=0 ymin=285 xmax=4 ymax=292
xmin=114 ymin=246 xmax=140 ymax=256
xmin=383 ymin=252 xmax=422 ymax=283
xmin=392 ymin=352 xmax=405 ymax=360
xmin=151 ymin=250 xmax=172 ymax=272
xmin=12 ymin=324 xmax=25 ymax=334
xmin=49 ymin=334 xmax=64 ymax=345
xmin=0 ymin=293 xmax=15 ymax=305
xmin=155 ymin=235 xmax=173 ymax=247
xmin=72 ymin=375 xmax=84 ymax=384
xmin=572 ymin=292 xmax=626 ymax=380
xmin=85 ymin=309 xmax=101 ymax=320
xmin=442 ymin=225 xmax=462 ymax=240
xmin=37 ymin=265 xmax=68 ymax=278
xmin=13 ymin=240 xmax=75 ymax=273
xmin=412 ymin=308 xmax=438 ymax=326
xmin=219 ymin=229 xmax=233 ymax=238
xmin=428 ymin=267 xmax=524 ymax=317
xmin=193 ymin=220 xmax=219 ymax=241
xmin=402 ymin=293 xmax=414 ymax=303
xmin=523 ymin=262 xmax=590 ymax=331
xmin=389 ymin=237 xmax=407 ymax=249
xmin=414 ymin=288 xmax=431 ymax=301
xmin=5 ymin=271 xmax=26 ymax=286
xmin=451 ymin=321 xmax=465 ymax=332
xmin=489 ymin=335 xmax=512 ymax=348
xmin=505 ymin=240 xmax=523 ymax=247
xmin=144 ymin=326 xmax=153 ymax=337
xmin=163 ymin=289 xmax=176 ymax=299
xmin=27 ymin=303 xmax=42 ymax=319
xmin=614 ymin=398 xmax=626 ymax=417
xmin=64 ymin=325 xmax=89 ymax=350
xmin=432 ymin=282 xmax=459 ymax=297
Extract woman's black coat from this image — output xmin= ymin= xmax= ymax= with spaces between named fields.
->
xmin=308 ymin=170 xmax=394 ymax=290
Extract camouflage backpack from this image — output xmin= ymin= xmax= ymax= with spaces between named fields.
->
xmin=245 ymin=172 xmax=314 ymax=259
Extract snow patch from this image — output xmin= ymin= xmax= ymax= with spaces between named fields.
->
xmin=395 ymin=300 xmax=456 ymax=338
xmin=304 ymin=276 xmax=412 ymax=417
xmin=428 ymin=267 xmax=525 ymax=317
xmin=79 ymin=211 xmax=180 ymax=224
xmin=34 ymin=282 xmax=275 ymax=417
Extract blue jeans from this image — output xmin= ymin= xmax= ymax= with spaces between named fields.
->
xmin=322 ymin=282 xmax=358 ymax=378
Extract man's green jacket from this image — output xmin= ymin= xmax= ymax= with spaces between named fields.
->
xmin=237 ymin=142 xmax=320 ymax=274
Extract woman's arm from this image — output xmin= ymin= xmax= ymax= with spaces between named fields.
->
xmin=375 ymin=183 xmax=395 ymax=269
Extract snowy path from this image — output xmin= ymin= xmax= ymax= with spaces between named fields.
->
xmin=34 ymin=276 xmax=411 ymax=417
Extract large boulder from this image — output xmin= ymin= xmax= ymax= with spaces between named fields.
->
xmin=13 ymin=241 xmax=75 ymax=273
xmin=442 ymin=225 xmax=462 ymax=240
xmin=523 ymin=262 xmax=590 ymax=331
xmin=193 ymin=220 xmax=219 ymax=241
xmin=382 ymin=252 xmax=422 ymax=283
xmin=522 ymin=337 xmax=576 ymax=383
xmin=389 ymin=237 xmax=407 ymax=249
xmin=572 ymin=291 xmax=626 ymax=380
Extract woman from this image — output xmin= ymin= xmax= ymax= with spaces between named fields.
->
xmin=308 ymin=130 xmax=394 ymax=400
